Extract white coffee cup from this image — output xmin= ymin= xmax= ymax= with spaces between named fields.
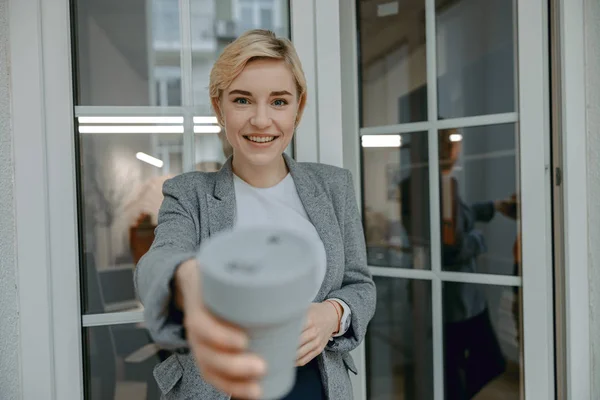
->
xmin=197 ymin=227 xmax=318 ymax=399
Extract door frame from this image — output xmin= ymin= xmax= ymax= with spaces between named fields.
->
xmin=553 ymin=0 xmax=592 ymax=398
xmin=10 ymin=0 xmax=83 ymax=398
xmin=333 ymin=0 xmax=561 ymax=398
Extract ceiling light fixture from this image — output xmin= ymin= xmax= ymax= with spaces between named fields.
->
xmin=78 ymin=116 xmax=183 ymax=124
xmin=361 ymin=135 xmax=402 ymax=148
xmin=78 ymin=126 xmax=184 ymax=134
xmin=136 ymin=152 xmax=164 ymax=168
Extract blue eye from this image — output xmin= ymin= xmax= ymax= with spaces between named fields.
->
xmin=234 ymin=98 xmax=249 ymax=105
xmin=273 ymin=99 xmax=288 ymax=107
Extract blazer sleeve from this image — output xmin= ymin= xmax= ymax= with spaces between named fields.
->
xmin=326 ymin=170 xmax=377 ymax=353
xmin=134 ymin=178 xmax=198 ymax=349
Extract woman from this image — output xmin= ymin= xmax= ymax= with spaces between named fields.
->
xmin=135 ymin=29 xmax=376 ymax=400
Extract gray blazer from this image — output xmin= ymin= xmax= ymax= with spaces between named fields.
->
xmin=135 ymin=153 xmax=376 ymax=399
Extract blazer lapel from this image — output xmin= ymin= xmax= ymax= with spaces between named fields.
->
xmin=285 ymin=154 xmax=342 ymax=301
xmin=206 ymin=158 xmax=236 ymax=236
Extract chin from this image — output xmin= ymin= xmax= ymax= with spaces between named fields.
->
xmin=247 ymin=152 xmax=283 ymax=166
xmin=238 ymin=151 xmax=284 ymax=167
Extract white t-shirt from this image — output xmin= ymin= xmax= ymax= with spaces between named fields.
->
xmin=232 ymin=173 xmax=351 ymax=337
xmin=233 ymin=173 xmax=327 ymax=299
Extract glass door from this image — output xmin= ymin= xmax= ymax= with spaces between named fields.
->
xmin=335 ymin=0 xmax=554 ymax=399
xmin=68 ymin=1 xmax=314 ymax=398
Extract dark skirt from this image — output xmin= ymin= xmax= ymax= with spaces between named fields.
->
xmin=232 ymin=358 xmax=325 ymax=400
xmin=281 ymin=358 xmax=326 ymax=400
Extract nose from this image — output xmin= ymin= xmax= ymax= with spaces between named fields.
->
xmin=250 ymin=104 xmax=272 ymax=130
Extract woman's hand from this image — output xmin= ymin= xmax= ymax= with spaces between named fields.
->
xmin=494 ymin=194 xmax=518 ymax=220
xmin=174 ymin=259 xmax=267 ymax=399
xmin=295 ymin=301 xmax=341 ymax=366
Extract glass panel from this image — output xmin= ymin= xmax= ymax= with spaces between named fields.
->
xmin=437 ymin=124 xmax=519 ymax=276
xmin=190 ymin=0 xmax=290 ymax=107
xmin=260 ymin=7 xmax=274 ymax=31
xmin=358 ymin=0 xmax=428 ymax=127
xmin=436 ymin=0 xmax=516 ymax=118
xmin=362 ymin=132 xmax=431 ymax=270
xmin=84 ymin=323 xmax=168 ymax=400
xmin=443 ymin=282 xmax=521 ymax=399
xmin=367 ymin=277 xmax=433 ymax=400
xmin=79 ymin=131 xmax=184 ymax=314
xmin=241 ymin=6 xmax=255 ymax=32
xmin=73 ymin=0 xmax=182 ymax=106
xmin=194 ymin=133 xmax=228 ymax=171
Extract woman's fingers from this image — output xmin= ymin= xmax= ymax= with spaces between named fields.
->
xmin=195 ymin=341 xmax=266 ymax=380
xmin=186 ymin=308 xmax=248 ymax=352
xmin=296 ymin=334 xmax=319 ymax=366
xmin=202 ymin=368 xmax=263 ymax=400
xmin=296 ymin=347 xmax=320 ymax=367
xmin=297 ymin=326 xmax=317 ymax=348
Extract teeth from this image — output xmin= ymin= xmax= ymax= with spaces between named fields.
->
xmin=247 ymin=136 xmax=276 ymax=143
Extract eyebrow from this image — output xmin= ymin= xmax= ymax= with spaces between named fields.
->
xmin=228 ymin=89 xmax=293 ymax=97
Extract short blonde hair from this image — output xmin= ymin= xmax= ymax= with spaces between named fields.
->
xmin=209 ymin=29 xmax=307 ymax=121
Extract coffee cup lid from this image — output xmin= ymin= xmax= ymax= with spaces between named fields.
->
xmin=198 ymin=227 xmax=318 ymax=326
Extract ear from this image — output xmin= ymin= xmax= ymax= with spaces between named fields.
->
xmin=295 ymin=92 xmax=307 ymax=128
xmin=211 ymin=97 xmax=224 ymax=126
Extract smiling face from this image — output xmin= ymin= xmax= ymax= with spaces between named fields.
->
xmin=212 ymin=58 xmax=306 ymax=170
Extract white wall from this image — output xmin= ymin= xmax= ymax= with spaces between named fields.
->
xmin=585 ymin=0 xmax=600 ymax=397
xmin=0 ymin=0 xmax=22 ymax=398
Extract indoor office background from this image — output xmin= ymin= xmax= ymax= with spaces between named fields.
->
xmin=3 ymin=0 xmax=600 ymax=399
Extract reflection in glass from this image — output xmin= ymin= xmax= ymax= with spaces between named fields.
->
xmin=436 ymin=0 xmax=516 ymax=118
xmin=190 ymin=0 xmax=290 ymax=108
xmin=437 ymin=124 xmax=519 ymax=276
xmin=73 ymin=0 xmax=290 ymax=107
xmin=367 ymin=277 xmax=433 ymax=400
xmin=85 ymin=323 xmax=169 ymax=400
xmin=443 ymin=282 xmax=521 ymax=399
xmin=79 ymin=131 xmax=183 ymax=314
xmin=357 ymin=0 xmax=428 ymax=126
xmin=194 ymin=133 xmax=228 ymax=171
xmin=362 ymin=132 xmax=430 ymax=269
xmin=73 ymin=0 xmax=183 ymax=106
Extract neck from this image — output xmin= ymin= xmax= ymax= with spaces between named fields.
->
xmin=231 ymin=154 xmax=289 ymax=188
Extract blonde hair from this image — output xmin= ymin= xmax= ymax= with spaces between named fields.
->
xmin=209 ymin=29 xmax=307 ymax=124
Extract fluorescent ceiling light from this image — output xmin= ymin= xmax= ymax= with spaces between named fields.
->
xmin=449 ymin=133 xmax=463 ymax=142
xmin=78 ymin=116 xmax=183 ymax=124
xmin=136 ymin=152 xmax=164 ymax=168
xmin=378 ymin=1 xmax=399 ymax=17
xmin=194 ymin=116 xmax=219 ymax=124
xmin=194 ymin=125 xmax=222 ymax=134
xmin=361 ymin=135 xmax=401 ymax=148
xmin=79 ymin=126 xmax=184 ymax=134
